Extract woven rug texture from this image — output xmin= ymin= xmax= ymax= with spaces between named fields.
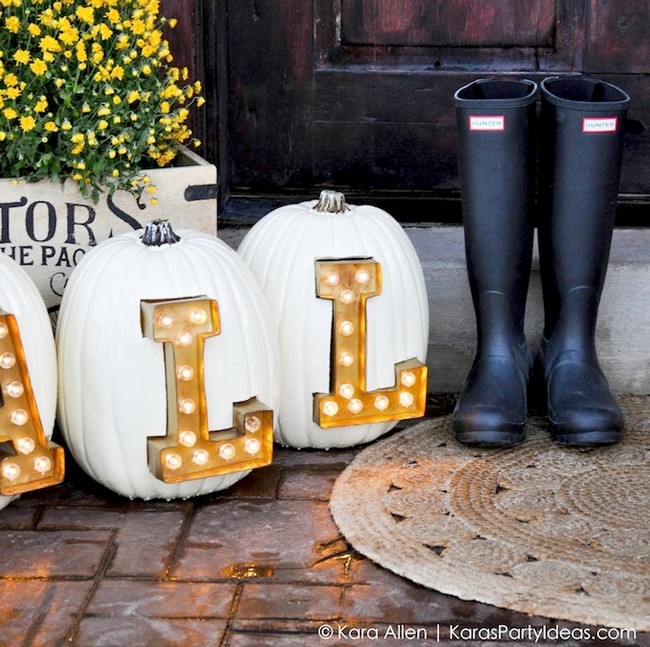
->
xmin=330 ymin=396 xmax=650 ymax=630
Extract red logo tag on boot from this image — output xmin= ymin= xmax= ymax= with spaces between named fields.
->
xmin=582 ymin=117 xmax=618 ymax=133
xmin=469 ymin=115 xmax=505 ymax=131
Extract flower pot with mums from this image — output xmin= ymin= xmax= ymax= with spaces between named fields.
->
xmin=0 ymin=0 xmax=217 ymax=308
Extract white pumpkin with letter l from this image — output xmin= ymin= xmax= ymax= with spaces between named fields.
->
xmin=56 ymin=220 xmax=280 ymax=499
xmin=238 ymin=190 xmax=429 ymax=449
xmin=0 ymin=253 xmax=63 ymax=510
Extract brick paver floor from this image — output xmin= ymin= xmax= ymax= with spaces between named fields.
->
xmin=0 ymin=396 xmax=645 ymax=646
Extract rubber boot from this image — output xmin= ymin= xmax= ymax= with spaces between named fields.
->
xmin=538 ymin=76 xmax=629 ymax=446
xmin=452 ymin=79 xmax=538 ymax=447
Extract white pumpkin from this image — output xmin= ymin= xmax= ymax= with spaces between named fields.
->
xmin=238 ymin=190 xmax=429 ymax=448
xmin=56 ymin=220 xmax=280 ymax=499
xmin=0 ymin=254 xmax=58 ymax=511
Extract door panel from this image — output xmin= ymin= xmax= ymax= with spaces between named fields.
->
xmin=340 ymin=0 xmax=556 ymax=48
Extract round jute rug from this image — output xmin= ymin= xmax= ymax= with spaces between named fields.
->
xmin=330 ymin=396 xmax=650 ymax=630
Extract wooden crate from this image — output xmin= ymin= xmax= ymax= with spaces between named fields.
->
xmin=0 ymin=146 xmax=218 ymax=310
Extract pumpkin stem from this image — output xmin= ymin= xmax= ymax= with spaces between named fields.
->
xmin=140 ymin=219 xmax=181 ymax=246
xmin=313 ymin=190 xmax=350 ymax=214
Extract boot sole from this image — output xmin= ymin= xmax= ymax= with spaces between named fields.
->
xmin=550 ymin=427 xmax=623 ymax=447
xmin=455 ymin=428 xmax=526 ymax=448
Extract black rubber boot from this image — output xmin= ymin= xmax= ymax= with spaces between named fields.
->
xmin=452 ymin=79 xmax=538 ymax=447
xmin=538 ymin=77 xmax=629 ymax=446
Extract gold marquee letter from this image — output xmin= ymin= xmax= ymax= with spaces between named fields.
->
xmin=314 ymin=259 xmax=427 ymax=428
xmin=141 ymin=296 xmax=273 ymax=483
xmin=0 ymin=312 xmax=64 ymax=496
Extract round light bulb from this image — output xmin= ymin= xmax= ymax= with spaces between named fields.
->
xmin=176 ymin=331 xmax=193 ymax=347
xmin=324 ymin=272 xmax=339 ymax=286
xmin=33 ymin=456 xmax=52 ymax=474
xmin=374 ymin=395 xmax=390 ymax=411
xmin=11 ymin=409 xmax=28 ymax=426
xmin=401 ymin=371 xmax=417 ymax=388
xmin=219 ymin=443 xmax=236 ymax=460
xmin=192 ymin=449 xmax=210 ymax=466
xmin=0 ymin=352 xmax=15 ymax=369
xmin=177 ymin=365 xmax=194 ymax=381
xmin=164 ymin=453 xmax=183 ymax=470
xmin=339 ymin=321 xmax=354 ymax=336
xmin=245 ymin=438 xmax=261 ymax=455
xmin=339 ymin=383 xmax=355 ymax=399
xmin=190 ymin=309 xmax=208 ymax=325
xmin=158 ymin=313 xmax=175 ymax=328
xmin=355 ymin=269 xmax=370 ymax=284
xmin=339 ymin=289 xmax=355 ymax=305
xmin=1 ymin=462 xmax=20 ymax=481
xmin=245 ymin=416 xmax=261 ymax=433
xmin=179 ymin=398 xmax=196 ymax=415
xmin=348 ymin=398 xmax=363 ymax=414
xmin=5 ymin=381 xmax=24 ymax=398
xmin=16 ymin=437 xmax=35 ymax=455
xmin=322 ymin=400 xmax=339 ymax=417
xmin=399 ymin=391 xmax=415 ymax=408
xmin=179 ymin=430 xmax=197 ymax=447
xmin=0 ymin=322 xmax=8 ymax=339
xmin=339 ymin=352 xmax=354 ymax=367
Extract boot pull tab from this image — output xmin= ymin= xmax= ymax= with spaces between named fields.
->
xmin=625 ymin=118 xmax=646 ymax=136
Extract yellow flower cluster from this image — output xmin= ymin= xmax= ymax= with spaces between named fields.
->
xmin=0 ymin=0 xmax=204 ymax=201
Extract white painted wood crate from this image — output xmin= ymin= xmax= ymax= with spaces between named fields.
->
xmin=0 ymin=145 xmax=217 ymax=310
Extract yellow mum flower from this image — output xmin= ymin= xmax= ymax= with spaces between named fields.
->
xmin=5 ymin=87 xmax=19 ymax=99
xmin=20 ymin=115 xmax=36 ymax=132
xmin=28 ymin=23 xmax=42 ymax=37
xmin=116 ymin=34 xmax=129 ymax=49
xmin=75 ymin=6 xmax=95 ymax=24
xmin=98 ymin=23 xmax=113 ymax=40
xmin=29 ymin=58 xmax=48 ymax=76
xmin=5 ymin=16 xmax=20 ymax=34
xmin=40 ymin=35 xmax=61 ymax=52
xmin=44 ymin=121 xmax=58 ymax=132
xmin=60 ymin=27 xmax=79 ymax=46
xmin=4 ymin=72 xmax=18 ymax=87
xmin=76 ymin=43 xmax=87 ymax=63
xmin=35 ymin=97 xmax=48 ymax=112
xmin=3 ymin=107 xmax=17 ymax=119
xmin=14 ymin=50 xmax=31 ymax=64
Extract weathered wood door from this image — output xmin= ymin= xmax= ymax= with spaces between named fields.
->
xmin=167 ymin=1 xmax=649 ymax=220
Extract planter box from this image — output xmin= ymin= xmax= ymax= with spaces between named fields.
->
xmin=0 ymin=146 xmax=218 ymax=310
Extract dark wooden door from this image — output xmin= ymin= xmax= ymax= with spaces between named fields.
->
xmin=165 ymin=1 xmax=650 ymax=221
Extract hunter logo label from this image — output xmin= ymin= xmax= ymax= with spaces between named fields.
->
xmin=469 ymin=115 xmax=506 ymax=131
xmin=582 ymin=117 xmax=618 ymax=133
